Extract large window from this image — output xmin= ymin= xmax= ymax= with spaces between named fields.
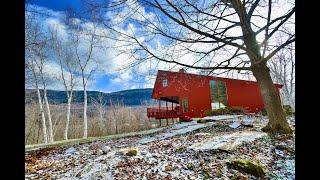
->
xmin=210 ymin=80 xmax=227 ymax=109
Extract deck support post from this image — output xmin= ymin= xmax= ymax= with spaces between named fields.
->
xmin=171 ymin=102 xmax=174 ymax=125
xmin=159 ymin=119 xmax=161 ymax=127
xmin=166 ymin=101 xmax=168 ymax=126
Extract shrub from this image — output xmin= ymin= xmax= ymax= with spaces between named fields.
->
xmin=204 ymin=110 xmax=212 ymax=116
xmin=261 ymin=108 xmax=268 ymax=116
xmin=283 ymin=105 xmax=294 ymax=116
xmin=204 ymin=106 xmax=245 ymax=116
xmin=126 ymin=149 xmax=138 ymax=156
xmin=25 ymin=102 xmax=159 ymax=145
xmin=225 ymin=106 xmax=245 ymax=114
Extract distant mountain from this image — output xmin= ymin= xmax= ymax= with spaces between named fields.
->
xmin=25 ymin=88 xmax=154 ymax=106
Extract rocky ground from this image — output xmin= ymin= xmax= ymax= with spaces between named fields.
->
xmin=25 ymin=115 xmax=295 ymax=180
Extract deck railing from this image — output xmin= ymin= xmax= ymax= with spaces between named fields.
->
xmin=147 ymin=107 xmax=179 ymax=119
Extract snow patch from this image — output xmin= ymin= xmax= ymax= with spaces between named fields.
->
xmin=201 ymin=115 xmax=243 ymax=121
xmin=138 ymin=121 xmax=215 ymax=144
xmin=189 ymin=130 xmax=267 ymax=151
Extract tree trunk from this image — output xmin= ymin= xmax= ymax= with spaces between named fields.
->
xmin=43 ymin=89 xmax=54 ymax=142
xmin=115 ymin=118 xmax=118 ymax=134
xmin=83 ymin=86 xmax=88 ymax=138
xmin=36 ymin=88 xmax=47 ymax=144
xmin=251 ymin=62 xmax=292 ymax=134
xmin=64 ymin=91 xmax=72 ymax=140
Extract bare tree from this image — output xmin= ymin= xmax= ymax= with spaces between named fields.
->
xmin=50 ymin=27 xmax=78 ymax=140
xmin=91 ymin=92 xmax=107 ymax=124
xmin=68 ymin=18 xmax=101 ymax=138
xmin=25 ymin=10 xmax=52 ymax=143
xmin=26 ymin=58 xmax=48 ymax=144
xmin=269 ymin=34 xmax=295 ymax=110
xmin=39 ymin=51 xmax=54 ymax=143
xmin=91 ymin=0 xmax=294 ymax=134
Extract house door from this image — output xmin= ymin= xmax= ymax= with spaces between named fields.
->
xmin=181 ymin=98 xmax=188 ymax=113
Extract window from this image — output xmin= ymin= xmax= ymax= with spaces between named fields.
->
xmin=162 ymin=79 xmax=168 ymax=87
xmin=210 ymin=80 xmax=227 ymax=109
xmin=182 ymin=98 xmax=188 ymax=112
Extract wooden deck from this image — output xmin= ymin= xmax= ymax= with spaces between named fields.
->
xmin=147 ymin=107 xmax=180 ymax=119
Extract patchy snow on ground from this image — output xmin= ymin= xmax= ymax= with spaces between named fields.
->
xmin=201 ymin=115 xmax=243 ymax=121
xmin=138 ymin=121 xmax=215 ymax=144
xmin=189 ymin=130 xmax=267 ymax=151
xmin=25 ymin=115 xmax=295 ymax=180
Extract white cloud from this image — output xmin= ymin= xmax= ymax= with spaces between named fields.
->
xmin=26 ymin=0 xmax=294 ymax=92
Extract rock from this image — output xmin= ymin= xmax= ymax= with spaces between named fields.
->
xmin=197 ymin=119 xmax=207 ymax=123
xmin=274 ymin=149 xmax=286 ymax=158
xmin=152 ymin=153 xmax=159 ymax=158
xmin=101 ymin=146 xmax=111 ymax=154
xmin=115 ymin=151 xmax=124 ymax=156
xmin=147 ymin=157 xmax=157 ymax=164
xmin=94 ymin=149 xmax=104 ymax=155
xmin=175 ymin=147 xmax=185 ymax=153
xmin=229 ymin=121 xmax=241 ymax=129
xmin=187 ymin=175 xmax=197 ymax=180
xmin=186 ymin=163 xmax=194 ymax=170
xmin=126 ymin=149 xmax=138 ymax=156
xmin=164 ymin=165 xmax=174 ymax=171
xmin=199 ymin=159 xmax=205 ymax=166
xmin=230 ymin=172 xmax=248 ymax=180
xmin=140 ymin=151 xmax=147 ymax=155
xmin=65 ymin=147 xmax=77 ymax=156
xmin=227 ymin=159 xmax=265 ymax=177
xmin=241 ymin=120 xmax=254 ymax=127
xmin=89 ymin=143 xmax=101 ymax=150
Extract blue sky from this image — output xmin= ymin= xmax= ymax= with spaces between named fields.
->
xmin=29 ymin=0 xmax=82 ymax=12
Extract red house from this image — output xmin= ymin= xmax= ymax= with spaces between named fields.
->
xmin=147 ymin=69 xmax=282 ymax=121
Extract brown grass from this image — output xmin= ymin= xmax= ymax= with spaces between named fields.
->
xmin=25 ymin=102 xmax=161 ymax=145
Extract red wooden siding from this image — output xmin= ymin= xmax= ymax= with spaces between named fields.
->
xmin=148 ymin=70 xmax=282 ymax=120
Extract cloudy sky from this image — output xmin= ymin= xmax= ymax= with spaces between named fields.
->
xmin=26 ymin=0 xmax=294 ymax=93
xmin=27 ymin=0 xmax=157 ymax=93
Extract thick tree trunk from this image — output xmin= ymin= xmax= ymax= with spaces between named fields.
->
xmin=64 ymin=91 xmax=73 ymax=140
xmin=83 ymin=86 xmax=88 ymax=138
xmin=251 ymin=63 xmax=292 ymax=134
xmin=36 ymin=88 xmax=48 ymax=144
xmin=43 ymin=89 xmax=54 ymax=142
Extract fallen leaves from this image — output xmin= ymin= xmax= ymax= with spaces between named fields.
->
xmin=25 ymin=116 xmax=295 ymax=179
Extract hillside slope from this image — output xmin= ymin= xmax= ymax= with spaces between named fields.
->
xmin=25 ymin=88 xmax=153 ymax=106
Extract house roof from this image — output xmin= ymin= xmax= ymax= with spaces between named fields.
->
xmin=155 ymin=69 xmax=283 ymax=87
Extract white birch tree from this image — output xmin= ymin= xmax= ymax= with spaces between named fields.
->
xmin=68 ymin=19 xmax=101 ymax=139
xmin=50 ymin=27 xmax=78 ymax=140
xmin=25 ymin=11 xmax=49 ymax=143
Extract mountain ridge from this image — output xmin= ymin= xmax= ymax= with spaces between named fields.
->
xmin=25 ymin=88 xmax=154 ymax=106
